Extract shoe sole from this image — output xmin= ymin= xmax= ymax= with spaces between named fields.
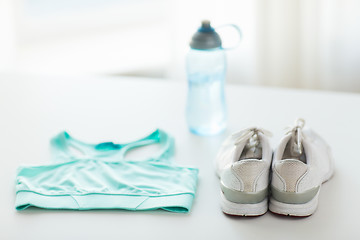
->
xmin=269 ymin=191 xmax=319 ymax=217
xmin=220 ymin=191 xmax=268 ymax=216
xmin=269 ymin=161 xmax=334 ymax=217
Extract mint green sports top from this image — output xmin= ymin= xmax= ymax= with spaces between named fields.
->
xmin=15 ymin=130 xmax=198 ymax=213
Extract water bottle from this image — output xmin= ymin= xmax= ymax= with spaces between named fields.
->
xmin=186 ymin=20 xmax=241 ymax=136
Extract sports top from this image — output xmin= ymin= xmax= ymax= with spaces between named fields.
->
xmin=15 ymin=130 xmax=198 ymax=213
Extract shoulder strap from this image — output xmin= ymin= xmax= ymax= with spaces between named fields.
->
xmin=119 ymin=129 xmax=174 ymax=162
xmin=50 ymin=130 xmax=174 ymax=162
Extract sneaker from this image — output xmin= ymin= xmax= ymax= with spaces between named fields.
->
xmin=269 ymin=119 xmax=334 ymax=216
xmin=215 ymin=127 xmax=272 ymax=216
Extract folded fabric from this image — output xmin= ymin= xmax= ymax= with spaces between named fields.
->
xmin=15 ymin=129 xmax=198 ymax=213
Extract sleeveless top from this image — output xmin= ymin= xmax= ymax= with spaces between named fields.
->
xmin=15 ymin=130 xmax=198 ymax=213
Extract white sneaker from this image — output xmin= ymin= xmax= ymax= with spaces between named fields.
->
xmin=215 ymin=127 xmax=272 ymax=216
xmin=269 ymin=119 xmax=334 ymax=216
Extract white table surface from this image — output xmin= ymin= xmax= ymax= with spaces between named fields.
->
xmin=1 ymin=74 xmax=360 ymax=239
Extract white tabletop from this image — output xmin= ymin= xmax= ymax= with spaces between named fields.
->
xmin=1 ymin=74 xmax=359 ymax=239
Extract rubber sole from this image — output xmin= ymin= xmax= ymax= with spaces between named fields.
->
xmin=220 ymin=191 xmax=268 ymax=216
xmin=269 ymin=161 xmax=334 ymax=217
xmin=269 ymin=191 xmax=319 ymax=217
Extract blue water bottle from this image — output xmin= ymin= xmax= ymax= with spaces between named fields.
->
xmin=186 ymin=20 xmax=241 ymax=136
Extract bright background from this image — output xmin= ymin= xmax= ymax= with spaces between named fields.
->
xmin=1 ymin=0 xmax=360 ymax=92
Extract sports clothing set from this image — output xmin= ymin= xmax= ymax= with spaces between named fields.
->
xmin=15 ymin=119 xmax=333 ymax=217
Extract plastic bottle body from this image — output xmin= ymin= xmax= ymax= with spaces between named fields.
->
xmin=186 ymin=48 xmax=227 ymax=136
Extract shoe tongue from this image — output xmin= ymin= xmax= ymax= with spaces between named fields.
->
xmin=237 ymin=143 xmax=262 ymax=161
xmin=245 ymin=146 xmax=262 ymax=159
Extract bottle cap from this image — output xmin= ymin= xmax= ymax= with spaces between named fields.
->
xmin=190 ymin=20 xmax=222 ymax=50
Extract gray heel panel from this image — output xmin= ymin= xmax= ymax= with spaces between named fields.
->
xmin=220 ymin=182 xmax=268 ymax=204
xmin=271 ymin=186 xmax=320 ymax=204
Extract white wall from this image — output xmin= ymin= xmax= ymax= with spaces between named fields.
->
xmin=255 ymin=0 xmax=360 ymax=91
xmin=0 ymin=0 xmax=15 ymax=72
xmin=0 ymin=0 xmax=359 ymax=92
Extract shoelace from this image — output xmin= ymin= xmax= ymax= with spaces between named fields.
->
xmin=232 ymin=127 xmax=273 ymax=150
xmin=285 ymin=118 xmax=305 ymax=156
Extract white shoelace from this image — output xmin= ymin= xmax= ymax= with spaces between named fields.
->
xmin=232 ymin=127 xmax=273 ymax=149
xmin=285 ymin=118 xmax=305 ymax=156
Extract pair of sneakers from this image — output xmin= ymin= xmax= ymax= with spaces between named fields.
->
xmin=215 ymin=119 xmax=334 ymax=217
